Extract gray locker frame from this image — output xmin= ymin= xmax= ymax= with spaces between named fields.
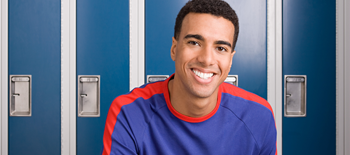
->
xmin=129 ymin=0 xmax=145 ymax=90
xmin=267 ymin=0 xmax=283 ymax=153
xmin=336 ymin=0 xmax=350 ymax=154
xmin=61 ymin=0 xmax=77 ymax=154
xmin=0 ymin=0 xmax=8 ymax=154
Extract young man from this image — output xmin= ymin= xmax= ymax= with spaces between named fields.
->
xmin=102 ymin=0 xmax=276 ymax=154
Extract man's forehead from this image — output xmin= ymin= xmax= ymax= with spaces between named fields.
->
xmin=180 ymin=13 xmax=235 ymax=42
xmin=182 ymin=12 xmax=234 ymax=26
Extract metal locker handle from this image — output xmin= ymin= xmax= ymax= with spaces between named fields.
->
xmin=78 ymin=75 xmax=100 ymax=117
xmin=9 ymin=75 xmax=32 ymax=116
xmin=225 ymin=75 xmax=238 ymax=86
xmin=147 ymin=75 xmax=169 ymax=83
xmin=284 ymin=75 xmax=307 ymax=117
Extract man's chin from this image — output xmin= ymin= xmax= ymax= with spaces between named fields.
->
xmin=190 ymin=87 xmax=218 ymax=99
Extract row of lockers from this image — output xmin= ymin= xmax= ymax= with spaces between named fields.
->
xmin=2 ymin=0 xmax=336 ymax=155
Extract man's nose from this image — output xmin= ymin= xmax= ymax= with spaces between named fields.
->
xmin=197 ymin=46 xmax=215 ymax=66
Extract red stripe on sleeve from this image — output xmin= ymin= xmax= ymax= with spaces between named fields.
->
xmin=102 ymin=81 xmax=165 ymax=155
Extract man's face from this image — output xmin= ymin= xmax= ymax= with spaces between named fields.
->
xmin=171 ymin=13 xmax=235 ymax=99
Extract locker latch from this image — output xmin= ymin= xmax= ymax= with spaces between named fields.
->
xmin=147 ymin=75 xmax=169 ymax=83
xmin=10 ymin=75 xmax=32 ymax=117
xmin=284 ymin=75 xmax=307 ymax=117
xmin=78 ymin=75 xmax=100 ymax=117
xmin=225 ymin=75 xmax=238 ymax=86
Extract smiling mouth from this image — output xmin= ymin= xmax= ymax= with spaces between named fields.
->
xmin=192 ymin=69 xmax=214 ymax=79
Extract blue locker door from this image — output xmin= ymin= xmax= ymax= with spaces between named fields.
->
xmin=282 ymin=0 xmax=336 ymax=154
xmin=76 ymin=0 xmax=129 ymax=155
xmin=8 ymin=0 xmax=61 ymax=155
xmin=146 ymin=0 xmax=267 ymax=98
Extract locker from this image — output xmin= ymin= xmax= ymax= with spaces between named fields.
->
xmin=8 ymin=0 xmax=61 ymax=154
xmin=76 ymin=0 xmax=129 ymax=155
xmin=282 ymin=0 xmax=336 ymax=154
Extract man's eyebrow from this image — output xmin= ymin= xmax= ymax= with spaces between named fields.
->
xmin=184 ymin=34 xmax=204 ymax=41
xmin=215 ymin=40 xmax=232 ymax=48
xmin=184 ymin=34 xmax=232 ymax=48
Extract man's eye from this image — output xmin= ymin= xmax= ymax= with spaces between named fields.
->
xmin=188 ymin=41 xmax=199 ymax=46
xmin=217 ymin=47 xmax=227 ymax=52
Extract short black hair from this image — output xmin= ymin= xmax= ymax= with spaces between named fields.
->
xmin=174 ymin=0 xmax=239 ymax=51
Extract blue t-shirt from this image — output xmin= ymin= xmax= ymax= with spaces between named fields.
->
xmin=102 ymin=74 xmax=277 ymax=155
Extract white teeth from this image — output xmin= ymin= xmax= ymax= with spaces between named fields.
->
xmin=193 ymin=69 xmax=214 ymax=79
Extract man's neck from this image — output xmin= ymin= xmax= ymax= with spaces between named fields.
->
xmin=168 ymin=77 xmax=218 ymax=118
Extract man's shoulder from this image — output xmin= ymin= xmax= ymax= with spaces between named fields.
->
xmin=219 ymin=82 xmax=275 ymax=131
xmin=112 ymin=81 xmax=165 ymax=106
xmin=106 ymin=80 xmax=169 ymax=130
xmin=109 ymin=80 xmax=168 ymax=119
xmin=220 ymin=82 xmax=274 ymax=116
xmin=220 ymin=82 xmax=276 ymax=149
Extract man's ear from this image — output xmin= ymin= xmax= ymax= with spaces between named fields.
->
xmin=170 ymin=37 xmax=177 ymax=61
xmin=229 ymin=50 xmax=236 ymax=67
xmin=231 ymin=50 xmax=236 ymax=57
